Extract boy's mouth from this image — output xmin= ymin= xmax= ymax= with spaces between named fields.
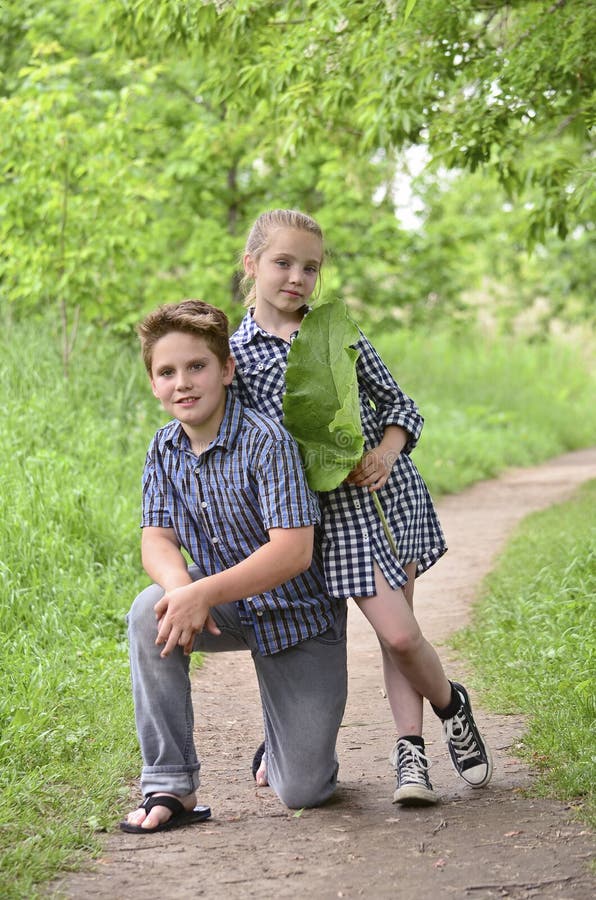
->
xmin=176 ymin=396 xmax=199 ymax=406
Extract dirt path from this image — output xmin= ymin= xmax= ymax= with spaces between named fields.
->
xmin=52 ymin=448 xmax=596 ymax=900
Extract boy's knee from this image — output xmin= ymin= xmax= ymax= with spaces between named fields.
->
xmin=127 ymin=583 xmax=165 ymax=638
xmin=273 ymin=764 xmax=338 ymax=810
xmin=277 ymin=784 xmax=333 ymax=810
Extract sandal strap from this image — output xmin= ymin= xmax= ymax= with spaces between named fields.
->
xmin=141 ymin=794 xmax=185 ymax=816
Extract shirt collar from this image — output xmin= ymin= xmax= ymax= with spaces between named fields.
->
xmin=238 ymin=307 xmax=310 ymax=344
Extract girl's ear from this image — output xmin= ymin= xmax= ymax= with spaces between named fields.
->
xmin=243 ymin=252 xmax=256 ymax=278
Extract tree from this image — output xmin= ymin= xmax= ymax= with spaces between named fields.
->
xmin=104 ymin=0 xmax=594 ymax=240
xmin=1 ymin=0 xmax=593 ymax=344
xmin=0 ymin=1 xmax=417 ymax=338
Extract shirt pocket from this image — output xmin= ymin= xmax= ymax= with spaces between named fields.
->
xmin=241 ymin=357 xmax=286 ymax=407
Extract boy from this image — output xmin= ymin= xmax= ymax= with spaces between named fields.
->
xmin=120 ymin=300 xmax=347 ymax=834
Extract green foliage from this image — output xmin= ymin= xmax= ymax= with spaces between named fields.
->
xmin=283 ymin=301 xmax=364 ymax=491
xmin=106 ymin=0 xmax=594 ymax=239
xmin=453 ymin=481 xmax=596 ymax=826
xmin=1 ymin=0 xmax=594 ymax=344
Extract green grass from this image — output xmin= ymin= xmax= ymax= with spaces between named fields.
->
xmin=452 ymin=481 xmax=596 ymax=826
xmin=374 ymin=328 xmax=596 ymax=494
xmin=0 ymin=315 xmax=594 ymax=896
xmin=0 ymin=321 xmax=162 ymax=897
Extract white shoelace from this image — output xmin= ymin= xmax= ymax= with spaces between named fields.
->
xmin=392 ymin=739 xmax=431 ymax=786
xmin=442 ymin=712 xmax=480 ymax=763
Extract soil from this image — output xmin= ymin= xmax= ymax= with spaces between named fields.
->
xmin=51 ymin=448 xmax=596 ymax=900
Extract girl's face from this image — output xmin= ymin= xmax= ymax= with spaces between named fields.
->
xmin=244 ymin=227 xmax=323 ymax=318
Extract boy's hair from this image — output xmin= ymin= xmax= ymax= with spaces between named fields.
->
xmin=241 ymin=209 xmax=324 ymax=306
xmin=137 ymin=300 xmax=231 ymax=373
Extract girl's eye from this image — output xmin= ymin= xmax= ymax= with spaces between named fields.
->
xmin=305 ymin=266 xmax=319 ymax=275
xmin=275 ymin=259 xmax=290 ymax=267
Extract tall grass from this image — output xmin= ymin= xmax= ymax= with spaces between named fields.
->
xmin=452 ymin=481 xmax=596 ymax=826
xmin=0 ymin=316 xmax=594 ymax=896
xmin=0 ymin=320 xmax=163 ymax=897
xmin=375 ymin=329 xmax=596 ymax=493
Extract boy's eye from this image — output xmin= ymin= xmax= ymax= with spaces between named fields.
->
xmin=190 ymin=363 xmax=204 ymax=371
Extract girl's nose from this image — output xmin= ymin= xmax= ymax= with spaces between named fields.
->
xmin=289 ymin=266 xmax=303 ymax=284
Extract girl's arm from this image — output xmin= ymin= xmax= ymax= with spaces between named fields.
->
xmin=346 ymin=425 xmax=408 ymax=491
xmin=355 ymin=330 xmax=423 ymax=452
xmin=345 ymin=330 xmax=423 ymax=490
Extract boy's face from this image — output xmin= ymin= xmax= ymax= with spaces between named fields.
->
xmin=150 ymin=332 xmax=234 ymax=442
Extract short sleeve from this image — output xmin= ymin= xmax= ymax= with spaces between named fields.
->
xmin=255 ymin=437 xmax=320 ymax=531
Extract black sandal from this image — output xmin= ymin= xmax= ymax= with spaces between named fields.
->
xmin=251 ymin=741 xmax=266 ymax=780
xmin=119 ymin=794 xmax=211 ymax=834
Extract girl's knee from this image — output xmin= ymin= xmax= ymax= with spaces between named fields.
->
xmin=382 ymin=626 xmax=422 ymax=658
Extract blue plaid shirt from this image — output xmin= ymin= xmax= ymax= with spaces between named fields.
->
xmin=141 ymin=391 xmax=336 ymax=655
xmin=230 ymin=309 xmax=447 ymax=598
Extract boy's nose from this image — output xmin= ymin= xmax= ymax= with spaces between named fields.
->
xmin=175 ymin=373 xmax=192 ymax=389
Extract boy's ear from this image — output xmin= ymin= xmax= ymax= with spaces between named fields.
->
xmin=149 ymin=375 xmax=160 ymax=399
xmin=223 ymin=355 xmax=235 ymax=385
xmin=243 ymin=252 xmax=256 ymax=278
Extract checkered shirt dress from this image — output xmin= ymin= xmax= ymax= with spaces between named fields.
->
xmin=230 ymin=310 xmax=447 ymax=599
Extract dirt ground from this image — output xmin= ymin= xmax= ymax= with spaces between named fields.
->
xmin=51 ymin=448 xmax=596 ymax=900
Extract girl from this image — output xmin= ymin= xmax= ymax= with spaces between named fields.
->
xmin=230 ymin=209 xmax=492 ymax=805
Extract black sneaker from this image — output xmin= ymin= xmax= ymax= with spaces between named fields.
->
xmin=390 ymin=738 xmax=438 ymax=806
xmin=441 ymin=682 xmax=493 ymax=787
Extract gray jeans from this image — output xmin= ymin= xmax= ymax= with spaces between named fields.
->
xmin=127 ymin=570 xmax=347 ymax=809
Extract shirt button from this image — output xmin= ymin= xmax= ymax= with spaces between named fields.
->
xmin=201 ymin=502 xmax=207 ymax=508
xmin=212 ymin=536 xmax=219 ymax=544
xmin=256 ymin=610 xmax=263 ymax=617
xmin=257 ymin=363 xmax=264 ymax=371
xmin=354 ymin=501 xmax=361 ymax=509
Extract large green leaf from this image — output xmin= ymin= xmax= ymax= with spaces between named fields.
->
xmin=283 ymin=300 xmax=364 ymax=492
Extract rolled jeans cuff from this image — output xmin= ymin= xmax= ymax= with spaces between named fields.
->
xmin=140 ymin=763 xmax=201 ymax=798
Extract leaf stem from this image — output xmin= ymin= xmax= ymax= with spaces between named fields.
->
xmin=372 ymin=491 xmax=398 ymax=557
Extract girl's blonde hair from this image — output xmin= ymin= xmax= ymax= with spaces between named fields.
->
xmin=241 ymin=209 xmax=324 ymax=306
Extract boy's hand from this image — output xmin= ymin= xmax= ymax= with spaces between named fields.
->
xmin=154 ymin=584 xmax=221 ymax=658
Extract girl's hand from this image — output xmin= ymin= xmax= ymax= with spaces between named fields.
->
xmin=345 ymin=447 xmax=396 ymax=492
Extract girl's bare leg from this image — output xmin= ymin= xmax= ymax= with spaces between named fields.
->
xmin=375 ymin=562 xmax=423 ymax=735
xmin=355 ymin=562 xmax=452 ymax=712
